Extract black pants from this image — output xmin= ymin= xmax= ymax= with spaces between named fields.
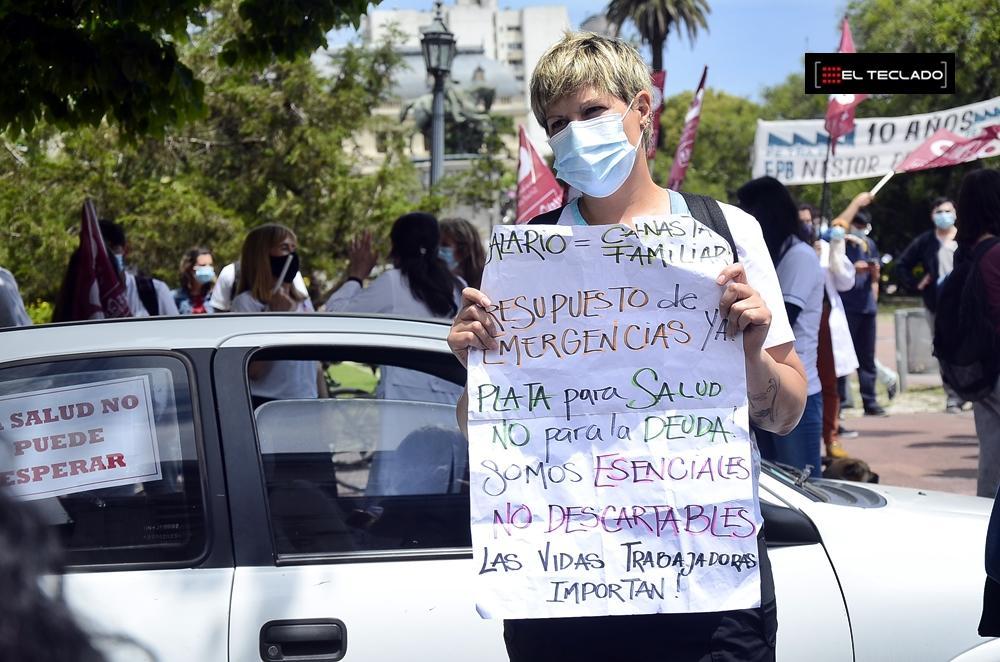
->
xmin=845 ymin=311 xmax=878 ymax=410
xmin=503 ymin=535 xmax=777 ymax=662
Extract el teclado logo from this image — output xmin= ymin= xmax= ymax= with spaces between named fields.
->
xmin=806 ymin=53 xmax=955 ymax=94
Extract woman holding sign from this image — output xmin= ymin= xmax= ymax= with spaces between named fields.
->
xmin=448 ymin=33 xmax=806 ymax=662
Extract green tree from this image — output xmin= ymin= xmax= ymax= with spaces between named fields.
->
xmin=0 ymin=0 xmax=380 ymax=137
xmin=652 ymin=88 xmax=760 ymax=202
xmin=605 ymin=0 xmax=710 ymax=73
xmin=0 ymin=21 xmax=433 ymax=305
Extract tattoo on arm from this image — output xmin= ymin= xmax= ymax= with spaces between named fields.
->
xmin=749 ymin=377 xmax=779 ymax=424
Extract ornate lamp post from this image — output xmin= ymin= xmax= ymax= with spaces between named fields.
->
xmin=420 ymin=1 xmax=456 ymax=187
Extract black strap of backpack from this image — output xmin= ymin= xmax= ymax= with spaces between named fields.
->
xmin=679 ymin=191 xmax=739 ymax=263
xmin=136 ymin=276 xmax=159 ymax=316
xmin=526 ymin=206 xmax=565 ymax=225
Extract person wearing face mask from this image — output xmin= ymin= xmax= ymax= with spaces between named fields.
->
xmin=173 ymin=247 xmax=216 ymax=315
xmin=439 ymin=217 xmax=486 ymax=290
xmin=447 ymin=32 xmax=807 ymax=662
xmin=324 ymin=213 xmax=465 ymax=404
xmin=98 ymin=219 xmax=179 ymax=317
xmin=896 ymin=196 xmax=965 ymax=413
xmin=231 ymin=224 xmax=319 ymax=407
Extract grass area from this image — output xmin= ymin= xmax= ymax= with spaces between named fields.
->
xmin=876 ymin=295 xmax=923 ymax=320
xmin=327 ymin=362 xmax=378 ymax=393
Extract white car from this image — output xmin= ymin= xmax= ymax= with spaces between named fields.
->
xmin=0 ymin=314 xmax=994 ymax=662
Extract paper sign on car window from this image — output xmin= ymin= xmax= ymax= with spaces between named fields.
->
xmin=0 ymin=376 xmax=162 ymax=500
xmin=467 ymin=219 xmax=760 ymax=619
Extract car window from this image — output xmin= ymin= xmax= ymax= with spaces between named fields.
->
xmin=0 ymin=355 xmax=206 ymax=566
xmin=250 ymin=350 xmax=469 ymax=557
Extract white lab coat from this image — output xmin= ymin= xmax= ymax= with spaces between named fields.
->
xmin=324 ymin=269 xmax=465 ymax=404
xmin=820 ymin=239 xmax=860 ymax=377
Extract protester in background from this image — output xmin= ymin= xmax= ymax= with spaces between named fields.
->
xmin=798 ymin=202 xmax=821 ymax=241
xmin=738 ymin=176 xmax=825 ymax=476
xmin=325 ymin=213 xmax=464 ymax=403
xmin=231 ymin=224 xmax=320 ymax=408
xmin=99 ymin=220 xmax=179 ymax=317
xmin=896 ymin=196 xmax=965 ymax=413
xmin=173 ymin=247 xmax=215 ymax=315
xmin=0 ymin=266 xmax=32 ymax=328
xmin=439 ymin=217 xmax=486 ymax=290
xmin=210 ymin=260 xmax=308 ymax=312
xmin=953 ymin=169 xmax=1000 ymax=498
xmin=448 ymin=32 xmax=807 ymax=662
xmin=839 ymin=206 xmax=887 ymax=416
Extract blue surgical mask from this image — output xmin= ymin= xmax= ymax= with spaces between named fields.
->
xmin=194 ymin=265 xmax=215 ymax=284
xmin=438 ymin=246 xmax=458 ymax=270
xmin=829 ymin=226 xmax=846 ymax=242
xmin=933 ymin=211 xmax=956 ymax=230
xmin=111 ymin=253 xmax=125 ymax=272
xmin=548 ymin=98 xmax=641 ymax=199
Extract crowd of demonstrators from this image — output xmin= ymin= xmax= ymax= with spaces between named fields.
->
xmin=173 ymin=247 xmax=216 ymax=315
xmin=737 ymin=176 xmax=825 ymax=476
xmin=896 ymin=196 xmax=967 ymax=413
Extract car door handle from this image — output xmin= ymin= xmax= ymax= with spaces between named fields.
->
xmin=260 ymin=619 xmax=346 ymax=662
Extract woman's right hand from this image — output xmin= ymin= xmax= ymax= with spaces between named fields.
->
xmin=448 ymin=287 xmax=499 ymax=368
xmin=268 ymin=288 xmax=296 ymax=312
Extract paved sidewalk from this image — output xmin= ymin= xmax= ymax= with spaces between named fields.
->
xmin=835 ymin=314 xmax=980 ymax=497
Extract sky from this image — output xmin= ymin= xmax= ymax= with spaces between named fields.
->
xmin=340 ymin=0 xmax=851 ymax=102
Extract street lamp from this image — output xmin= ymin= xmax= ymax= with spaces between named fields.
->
xmin=420 ymin=1 xmax=456 ymax=187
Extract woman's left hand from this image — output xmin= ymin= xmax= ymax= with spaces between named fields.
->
xmin=717 ymin=264 xmax=771 ymax=358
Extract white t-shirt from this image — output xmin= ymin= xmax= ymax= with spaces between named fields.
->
xmin=937 ymin=235 xmax=958 ymax=285
xmin=124 ymin=272 xmax=179 ymax=317
xmin=231 ymin=292 xmax=319 ymax=401
xmin=0 ymin=267 xmax=32 ymax=328
xmin=210 ymin=262 xmax=308 ymax=312
xmin=325 ymin=269 xmax=465 ymax=404
xmin=555 ymin=194 xmax=795 ymax=351
xmin=776 ymin=238 xmax=825 ymax=395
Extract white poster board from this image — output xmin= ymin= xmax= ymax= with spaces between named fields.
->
xmin=467 ymin=219 xmax=760 ymax=620
xmin=0 ymin=376 xmax=162 ymax=500
xmin=752 ymin=96 xmax=1000 ymax=184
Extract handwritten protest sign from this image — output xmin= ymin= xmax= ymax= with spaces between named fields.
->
xmin=467 ymin=217 xmax=760 ymax=619
xmin=0 ymin=376 xmax=162 ymax=500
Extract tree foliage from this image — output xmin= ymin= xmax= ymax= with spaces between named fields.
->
xmin=606 ymin=0 xmax=710 ymax=73
xmin=0 ymin=18 xmax=435 ymax=307
xmin=0 ymin=0 xmax=381 ymax=137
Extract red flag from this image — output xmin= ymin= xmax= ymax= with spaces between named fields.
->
xmin=825 ymin=18 xmax=867 ymax=154
xmin=667 ymin=66 xmax=708 ymax=191
xmin=516 ymin=126 xmax=564 ymax=223
xmin=71 ymin=199 xmax=131 ymax=320
xmin=646 ymin=70 xmax=667 ymax=161
xmin=896 ymin=124 xmax=1000 ymax=173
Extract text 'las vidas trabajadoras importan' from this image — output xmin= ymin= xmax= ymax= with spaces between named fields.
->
xmin=467 ymin=216 xmax=760 ymax=619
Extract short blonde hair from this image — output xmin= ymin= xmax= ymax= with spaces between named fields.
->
xmin=531 ymin=32 xmax=652 ymax=139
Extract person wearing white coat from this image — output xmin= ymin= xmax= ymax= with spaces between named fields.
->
xmin=817 ymin=216 xmax=861 ymax=458
xmin=324 ymin=213 xmax=466 ymax=405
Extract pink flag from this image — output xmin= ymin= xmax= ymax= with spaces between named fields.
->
xmin=667 ymin=66 xmax=708 ymax=191
xmin=896 ymin=125 xmax=1000 ymax=173
xmin=646 ymin=70 xmax=667 ymax=161
xmin=71 ymin=199 xmax=131 ymax=320
xmin=516 ymin=126 xmax=564 ymax=223
xmin=824 ymin=18 xmax=866 ymax=154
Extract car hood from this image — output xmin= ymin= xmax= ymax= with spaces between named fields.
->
xmin=800 ymin=484 xmax=991 ymax=662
